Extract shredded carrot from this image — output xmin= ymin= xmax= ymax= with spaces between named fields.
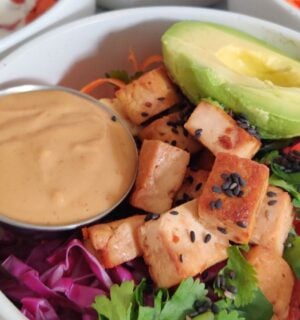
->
xmin=80 ymin=78 xmax=126 ymax=96
xmin=141 ymin=54 xmax=163 ymax=71
xmin=128 ymin=48 xmax=140 ymax=72
xmin=26 ymin=0 xmax=57 ymax=24
xmin=81 ymin=227 xmax=89 ymax=240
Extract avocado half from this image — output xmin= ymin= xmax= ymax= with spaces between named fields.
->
xmin=162 ymin=22 xmax=300 ymax=139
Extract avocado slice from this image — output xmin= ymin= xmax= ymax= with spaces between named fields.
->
xmin=162 ymin=22 xmax=300 ymax=139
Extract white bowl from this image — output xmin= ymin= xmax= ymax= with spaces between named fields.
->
xmin=228 ymin=0 xmax=300 ymax=31
xmin=0 ymin=6 xmax=299 ymax=91
xmin=96 ymin=0 xmax=221 ymax=9
xmin=0 ymin=7 xmax=299 ymax=318
xmin=0 ymin=0 xmax=96 ymax=59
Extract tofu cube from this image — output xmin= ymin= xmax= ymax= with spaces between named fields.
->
xmin=82 ymin=215 xmax=145 ymax=268
xmin=130 ymin=140 xmax=190 ymax=213
xmin=138 ymin=112 xmax=202 ymax=153
xmin=251 ymin=186 xmax=294 ymax=256
xmin=246 ymin=246 xmax=294 ymax=320
xmin=198 ymin=153 xmax=269 ymax=244
xmin=184 ymin=100 xmax=261 ymax=158
xmin=115 ymin=67 xmax=180 ymax=125
xmin=138 ymin=200 xmax=228 ymax=288
xmin=100 ymin=98 xmax=140 ymax=136
xmin=175 ymin=169 xmax=210 ymax=205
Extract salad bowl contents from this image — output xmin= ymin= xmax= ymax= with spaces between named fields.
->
xmin=0 ymin=7 xmax=299 ymax=320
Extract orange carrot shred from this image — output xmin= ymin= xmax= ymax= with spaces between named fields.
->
xmin=128 ymin=48 xmax=140 ymax=72
xmin=141 ymin=54 xmax=163 ymax=71
xmin=26 ymin=0 xmax=57 ymax=24
xmin=82 ymin=227 xmax=89 ymax=240
xmin=80 ymin=78 xmax=126 ymax=96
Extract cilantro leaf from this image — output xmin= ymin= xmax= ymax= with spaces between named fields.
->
xmin=159 ymin=278 xmax=207 ymax=320
xmin=93 ymin=281 xmax=134 ymax=320
xmin=105 ymin=70 xmax=131 ymax=84
xmin=269 ymin=174 xmax=300 ymax=208
xmin=215 ymin=246 xmax=258 ymax=307
xmin=215 ymin=310 xmax=244 ymax=320
xmin=284 ymin=232 xmax=300 ymax=279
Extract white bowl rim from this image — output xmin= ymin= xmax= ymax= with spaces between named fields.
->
xmin=0 ymin=0 xmax=94 ymax=54
xmin=1 ymin=5 xmax=300 ymax=67
xmin=274 ymin=0 xmax=300 ymax=17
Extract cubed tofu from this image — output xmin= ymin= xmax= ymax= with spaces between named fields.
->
xmin=130 ymin=140 xmax=190 ymax=213
xmin=184 ymin=100 xmax=261 ymax=158
xmin=246 ymin=246 xmax=294 ymax=320
xmin=138 ymin=200 xmax=229 ymax=288
xmin=251 ymin=186 xmax=294 ymax=256
xmin=138 ymin=112 xmax=202 ymax=153
xmin=82 ymin=215 xmax=145 ymax=268
xmin=175 ymin=169 xmax=210 ymax=205
xmin=100 ymin=98 xmax=140 ymax=136
xmin=115 ymin=67 xmax=181 ymax=125
xmin=198 ymin=153 xmax=269 ymax=244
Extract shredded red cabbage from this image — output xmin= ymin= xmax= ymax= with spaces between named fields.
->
xmin=0 ymin=228 xmax=147 ymax=320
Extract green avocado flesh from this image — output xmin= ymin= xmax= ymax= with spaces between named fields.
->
xmin=162 ymin=22 xmax=300 ymax=139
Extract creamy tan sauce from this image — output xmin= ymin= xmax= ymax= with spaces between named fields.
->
xmin=0 ymin=90 xmax=137 ymax=226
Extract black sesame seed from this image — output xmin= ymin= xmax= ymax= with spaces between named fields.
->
xmin=224 ymin=189 xmax=234 ymax=197
xmin=217 ymin=226 xmax=227 ymax=234
xmin=157 ymin=97 xmax=165 ymax=101
xmin=229 ymin=182 xmax=238 ymax=190
xmin=195 ymin=305 xmax=209 ymax=314
xmin=194 ymin=299 xmax=205 ymax=310
xmin=215 ymin=199 xmax=222 ymax=209
xmin=268 ymin=200 xmax=277 ymax=206
xmin=210 ymin=201 xmax=216 ymax=209
xmin=190 ymin=230 xmax=196 ymax=243
xmin=226 ymin=284 xmax=238 ymax=294
xmin=189 ymin=310 xmax=200 ymax=317
xmin=267 ymin=191 xmax=277 ymax=197
xmin=195 ymin=182 xmax=202 ymax=192
xmin=171 ymin=140 xmax=177 ymax=146
xmin=238 ymin=177 xmax=246 ymax=187
xmin=222 ymin=180 xmax=231 ymax=191
xmin=183 ymin=193 xmax=193 ymax=201
xmin=237 ymin=190 xmax=244 ymax=197
xmin=179 ymin=254 xmax=183 ymax=263
xmin=141 ymin=112 xmax=149 ymax=117
xmin=170 ymin=210 xmax=179 ymax=215
xmin=215 ymin=275 xmax=226 ymax=289
xmin=194 ymin=128 xmax=203 ymax=138
xmin=204 ymin=234 xmax=211 ymax=243
xmin=236 ymin=220 xmax=248 ymax=228
xmin=111 ymin=115 xmax=117 ymax=122
xmin=144 ymin=213 xmax=160 ymax=222
xmin=212 ymin=185 xmax=222 ymax=193
xmin=233 ymin=185 xmax=240 ymax=196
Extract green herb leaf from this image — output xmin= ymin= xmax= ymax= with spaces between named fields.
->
xmin=284 ymin=232 xmax=300 ymax=279
xmin=159 ymin=278 xmax=207 ymax=320
xmin=215 ymin=310 xmax=244 ymax=320
xmin=93 ymin=281 xmax=134 ymax=320
xmin=269 ymin=174 xmax=300 ymax=208
xmin=105 ymin=70 xmax=131 ymax=84
xmin=271 ymin=163 xmax=300 ymax=186
xmin=215 ymin=246 xmax=258 ymax=307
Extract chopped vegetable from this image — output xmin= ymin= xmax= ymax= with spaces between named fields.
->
xmin=214 ymin=246 xmax=258 ymax=307
xmin=284 ymin=232 xmax=300 ymax=279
